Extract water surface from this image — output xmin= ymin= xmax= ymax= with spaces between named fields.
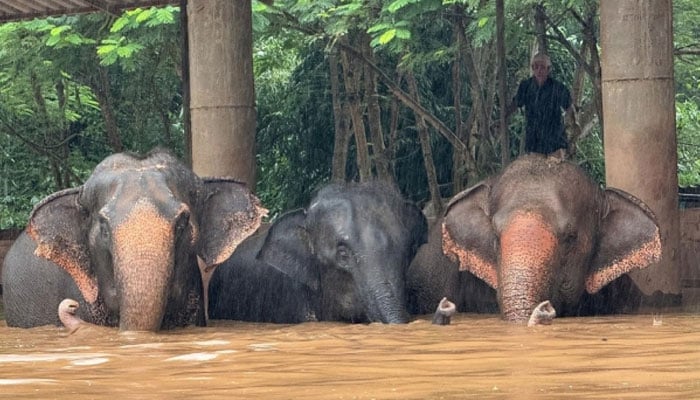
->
xmin=0 ymin=314 xmax=698 ymax=399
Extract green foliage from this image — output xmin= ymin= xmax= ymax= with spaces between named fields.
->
xmin=255 ymin=43 xmax=334 ymax=218
xmin=677 ymin=99 xmax=700 ymax=187
xmin=2 ymin=0 xmax=699 ymax=228
xmin=97 ymin=37 xmax=145 ymax=66
xmin=0 ymin=8 xmax=183 ymax=229
xmin=673 ymin=0 xmax=700 ymax=188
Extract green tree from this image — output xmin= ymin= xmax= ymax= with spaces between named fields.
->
xmin=0 ymin=7 xmax=183 ymax=229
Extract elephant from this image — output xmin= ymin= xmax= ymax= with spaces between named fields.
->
xmin=208 ymin=181 xmax=428 ymax=324
xmin=407 ymin=153 xmax=662 ymax=323
xmin=2 ymin=149 xmax=266 ymax=331
xmin=406 ymin=220 xmax=499 ymax=316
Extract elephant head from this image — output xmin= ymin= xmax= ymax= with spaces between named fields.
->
xmin=26 ymin=150 xmax=265 ymax=331
xmin=258 ymin=182 xmax=427 ymax=323
xmin=441 ymin=154 xmax=661 ymax=323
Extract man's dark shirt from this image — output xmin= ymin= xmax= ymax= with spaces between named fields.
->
xmin=515 ymin=76 xmax=571 ymax=154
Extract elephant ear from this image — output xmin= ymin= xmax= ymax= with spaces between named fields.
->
xmin=26 ymin=188 xmax=99 ymax=304
xmin=256 ymin=209 xmax=320 ymax=291
xmin=442 ymin=181 xmax=499 ymax=289
xmin=198 ymin=178 xmax=267 ymax=268
xmin=585 ymin=188 xmax=662 ymax=294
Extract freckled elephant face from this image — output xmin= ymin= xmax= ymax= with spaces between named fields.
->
xmin=442 ymin=154 xmax=661 ymax=323
xmin=75 ymin=160 xmax=200 ymax=331
xmin=21 ymin=150 xmax=265 ymax=331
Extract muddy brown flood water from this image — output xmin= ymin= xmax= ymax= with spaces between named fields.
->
xmin=0 ymin=314 xmax=698 ymax=399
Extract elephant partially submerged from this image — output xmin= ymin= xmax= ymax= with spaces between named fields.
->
xmin=407 ymin=153 xmax=662 ymax=323
xmin=2 ymin=149 xmax=265 ymax=331
xmin=208 ymin=181 xmax=428 ymax=324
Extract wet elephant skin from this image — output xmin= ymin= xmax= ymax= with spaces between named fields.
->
xmin=2 ymin=149 xmax=265 ymax=331
xmin=407 ymin=153 xmax=662 ymax=323
xmin=209 ymin=181 xmax=428 ymax=324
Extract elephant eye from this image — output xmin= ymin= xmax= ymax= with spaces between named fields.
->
xmin=175 ymin=212 xmax=190 ymax=237
xmin=98 ymin=216 xmax=111 ymax=240
xmin=336 ymin=243 xmax=352 ymax=266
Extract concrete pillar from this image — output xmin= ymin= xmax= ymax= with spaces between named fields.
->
xmin=600 ymin=0 xmax=680 ymax=295
xmin=187 ymin=0 xmax=256 ymax=189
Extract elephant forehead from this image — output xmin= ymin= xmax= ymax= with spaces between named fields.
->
xmin=500 ymin=212 xmax=557 ymax=262
xmin=113 ymin=199 xmax=176 ymax=258
xmin=84 ymin=168 xmax=196 ymax=209
xmin=308 ymin=199 xmax=353 ymax=232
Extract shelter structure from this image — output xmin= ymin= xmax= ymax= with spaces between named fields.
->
xmin=0 ymin=1 xmax=171 ymax=22
xmin=0 ymin=1 xmax=685 ymax=300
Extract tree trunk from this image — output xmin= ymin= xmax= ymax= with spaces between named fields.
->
xmin=407 ymin=73 xmax=442 ymax=216
xmin=533 ymin=3 xmax=548 ymax=55
xmin=496 ymin=0 xmax=509 ymax=165
xmin=340 ymin=42 xmax=372 ymax=181
xmin=55 ymin=78 xmax=71 ymax=188
xmin=337 ymin=41 xmax=469 ymax=163
xmin=543 ymin=5 xmax=602 ymax=151
xmin=329 ymin=52 xmax=350 ymax=181
xmin=455 ymin=17 xmax=488 ymax=180
xmin=451 ymin=5 xmax=466 ymax=194
xmin=387 ymin=70 xmax=402 ymax=176
xmin=362 ymin=33 xmax=392 ymax=183
xmin=30 ymin=72 xmax=74 ymax=189
xmin=94 ymin=67 xmax=123 ymax=153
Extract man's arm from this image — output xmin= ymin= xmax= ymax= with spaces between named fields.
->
xmin=505 ymin=80 xmax=526 ymax=120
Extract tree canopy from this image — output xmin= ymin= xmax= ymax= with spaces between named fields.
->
xmin=1 ymin=0 xmax=698 ymax=228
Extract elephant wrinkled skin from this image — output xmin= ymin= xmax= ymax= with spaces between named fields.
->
xmin=2 ymin=149 xmax=265 ymax=331
xmin=407 ymin=153 xmax=662 ymax=323
xmin=208 ymin=181 xmax=428 ymax=324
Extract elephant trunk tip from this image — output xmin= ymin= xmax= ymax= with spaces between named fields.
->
xmin=58 ymin=298 xmax=83 ymax=334
xmin=432 ymin=297 xmax=457 ymax=325
xmin=527 ymin=300 xmax=557 ymax=327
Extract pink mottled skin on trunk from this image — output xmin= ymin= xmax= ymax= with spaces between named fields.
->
xmin=113 ymin=199 xmax=175 ymax=331
xmin=499 ymin=212 xmax=557 ymax=323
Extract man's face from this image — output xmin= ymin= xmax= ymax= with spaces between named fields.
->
xmin=531 ymin=61 xmax=550 ymax=85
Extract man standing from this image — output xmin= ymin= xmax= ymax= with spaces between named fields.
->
xmin=509 ymin=52 xmax=574 ymax=155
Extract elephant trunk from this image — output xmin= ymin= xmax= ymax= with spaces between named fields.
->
xmin=113 ymin=200 xmax=177 ymax=331
xmin=363 ymin=268 xmax=410 ymax=324
xmin=498 ymin=212 xmax=557 ymax=323
xmin=367 ymin=292 xmax=409 ymax=323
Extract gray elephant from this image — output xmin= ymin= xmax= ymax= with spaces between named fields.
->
xmin=208 ymin=181 xmax=428 ymax=324
xmin=406 ymin=220 xmax=499 ymax=316
xmin=2 ymin=149 xmax=265 ymax=331
xmin=407 ymin=153 xmax=661 ymax=323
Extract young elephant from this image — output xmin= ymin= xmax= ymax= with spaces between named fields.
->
xmin=407 ymin=153 xmax=661 ymax=323
xmin=2 ymin=149 xmax=265 ymax=331
xmin=208 ymin=181 xmax=428 ymax=324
